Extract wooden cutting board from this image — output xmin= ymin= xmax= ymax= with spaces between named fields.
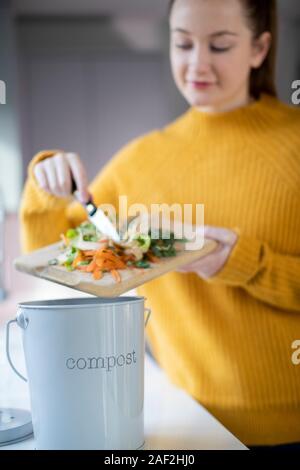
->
xmin=14 ymin=231 xmax=218 ymax=298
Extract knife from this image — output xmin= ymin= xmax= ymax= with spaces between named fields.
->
xmin=71 ymin=177 xmax=121 ymax=243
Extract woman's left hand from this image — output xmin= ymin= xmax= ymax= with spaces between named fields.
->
xmin=176 ymin=226 xmax=239 ymax=280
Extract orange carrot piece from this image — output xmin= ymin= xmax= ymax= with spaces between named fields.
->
xmin=93 ymin=269 xmax=103 ymax=281
xmin=86 ymin=259 xmax=97 ymax=272
xmin=95 ymin=250 xmax=118 ymax=261
xmin=94 ymin=253 xmax=126 ymax=270
xmin=82 ymin=250 xmax=97 ymax=257
xmin=76 ymin=265 xmax=90 ymax=272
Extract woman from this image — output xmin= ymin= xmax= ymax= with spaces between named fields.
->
xmin=20 ymin=0 xmax=300 ymax=449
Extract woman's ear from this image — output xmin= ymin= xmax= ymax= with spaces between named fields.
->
xmin=250 ymin=31 xmax=272 ymax=69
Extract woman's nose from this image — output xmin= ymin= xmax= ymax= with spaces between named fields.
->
xmin=188 ymin=45 xmax=212 ymax=72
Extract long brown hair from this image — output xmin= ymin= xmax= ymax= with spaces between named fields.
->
xmin=168 ymin=0 xmax=278 ymax=98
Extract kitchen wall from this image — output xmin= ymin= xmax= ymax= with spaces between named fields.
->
xmin=276 ymin=4 xmax=300 ymax=103
xmin=0 ymin=0 xmax=22 ymax=213
xmin=17 ymin=16 xmax=175 ymax=181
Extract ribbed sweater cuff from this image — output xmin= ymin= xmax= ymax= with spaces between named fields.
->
xmin=206 ymin=233 xmax=263 ymax=287
xmin=26 ymin=150 xmax=71 ymax=211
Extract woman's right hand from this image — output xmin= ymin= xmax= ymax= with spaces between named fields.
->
xmin=34 ymin=152 xmax=90 ymax=203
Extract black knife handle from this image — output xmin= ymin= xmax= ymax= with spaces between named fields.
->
xmin=71 ymin=174 xmax=93 ymax=205
xmin=71 ymin=174 xmax=77 ymax=194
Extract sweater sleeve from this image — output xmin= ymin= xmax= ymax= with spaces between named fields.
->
xmin=20 ymin=150 xmax=118 ymax=253
xmin=206 ymin=230 xmax=300 ymax=312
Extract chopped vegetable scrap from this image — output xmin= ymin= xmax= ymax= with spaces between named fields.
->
xmin=48 ymin=220 xmax=187 ymax=283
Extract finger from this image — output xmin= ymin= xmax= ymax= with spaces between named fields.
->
xmin=184 ymin=243 xmax=224 ymax=269
xmin=197 ymin=245 xmax=232 ymax=277
xmin=34 ymin=163 xmax=50 ymax=193
xmin=44 ymin=157 xmax=61 ymax=197
xmin=53 ymin=153 xmax=71 ymax=196
xmin=65 ymin=152 xmax=90 ymax=202
xmin=204 ymin=226 xmax=237 ymax=246
xmin=200 ymin=246 xmax=233 ymax=279
xmin=176 ymin=243 xmax=229 ymax=275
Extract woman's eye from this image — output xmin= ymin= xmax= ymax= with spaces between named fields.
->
xmin=210 ymin=45 xmax=231 ymax=53
xmin=175 ymin=44 xmax=193 ymax=50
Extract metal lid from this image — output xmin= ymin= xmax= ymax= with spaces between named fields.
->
xmin=0 ymin=408 xmax=33 ymax=446
xmin=18 ymin=296 xmax=146 ymax=309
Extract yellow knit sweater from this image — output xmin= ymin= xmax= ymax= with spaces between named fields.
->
xmin=20 ymin=94 xmax=300 ymax=446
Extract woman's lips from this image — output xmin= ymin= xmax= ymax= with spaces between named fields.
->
xmin=188 ymin=81 xmax=215 ymax=89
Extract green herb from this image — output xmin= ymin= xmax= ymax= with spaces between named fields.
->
xmin=149 ymin=229 xmax=186 ymax=258
xmin=65 ymin=247 xmax=78 ymax=266
xmin=83 ymin=234 xmax=98 ymax=242
xmin=135 ymin=234 xmax=151 ymax=251
xmin=66 ymin=228 xmax=78 ymax=239
xmin=150 ymin=245 xmax=163 ymax=258
xmin=66 ymin=264 xmax=75 ymax=271
xmin=134 ymin=260 xmax=151 ymax=269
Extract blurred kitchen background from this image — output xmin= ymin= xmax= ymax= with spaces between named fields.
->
xmin=0 ymin=0 xmax=299 ymax=298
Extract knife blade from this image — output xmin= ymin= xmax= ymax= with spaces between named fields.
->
xmin=71 ymin=177 xmax=121 ymax=243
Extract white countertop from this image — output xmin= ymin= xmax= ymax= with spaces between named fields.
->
xmin=0 ymin=354 xmax=247 ymax=451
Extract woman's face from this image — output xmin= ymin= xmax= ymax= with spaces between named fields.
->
xmin=169 ymin=0 xmax=271 ymax=112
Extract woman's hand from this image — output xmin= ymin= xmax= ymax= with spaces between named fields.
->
xmin=34 ymin=152 xmax=90 ymax=203
xmin=176 ymin=226 xmax=239 ymax=279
